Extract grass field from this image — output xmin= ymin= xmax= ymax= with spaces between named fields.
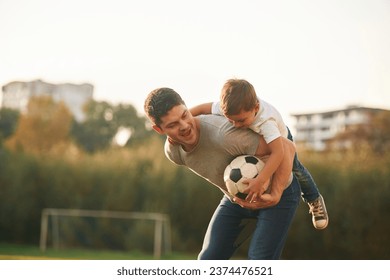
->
xmin=0 ymin=243 xmax=196 ymax=260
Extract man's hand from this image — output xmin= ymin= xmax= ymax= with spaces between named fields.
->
xmin=233 ymin=193 xmax=279 ymax=209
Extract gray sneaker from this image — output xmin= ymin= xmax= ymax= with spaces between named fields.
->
xmin=308 ymin=195 xmax=329 ymax=230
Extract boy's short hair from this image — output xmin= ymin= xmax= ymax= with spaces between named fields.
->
xmin=220 ymin=79 xmax=258 ymax=116
xmin=144 ymin=87 xmax=186 ymax=127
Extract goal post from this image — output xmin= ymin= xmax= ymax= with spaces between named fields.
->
xmin=39 ymin=208 xmax=171 ymax=259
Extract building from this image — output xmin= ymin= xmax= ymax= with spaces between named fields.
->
xmin=291 ymin=105 xmax=389 ymax=151
xmin=1 ymin=79 xmax=93 ymax=122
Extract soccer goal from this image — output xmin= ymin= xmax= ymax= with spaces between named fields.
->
xmin=39 ymin=208 xmax=171 ymax=259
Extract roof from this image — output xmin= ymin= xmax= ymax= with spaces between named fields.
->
xmin=290 ymin=105 xmax=389 ymax=117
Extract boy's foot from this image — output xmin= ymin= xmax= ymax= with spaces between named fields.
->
xmin=308 ymin=195 xmax=328 ymax=230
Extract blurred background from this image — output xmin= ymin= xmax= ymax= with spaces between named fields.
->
xmin=0 ymin=0 xmax=389 ymax=259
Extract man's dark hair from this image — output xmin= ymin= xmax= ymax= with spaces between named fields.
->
xmin=144 ymin=87 xmax=186 ymax=126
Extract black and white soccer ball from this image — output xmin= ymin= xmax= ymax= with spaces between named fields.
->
xmin=223 ymin=155 xmax=265 ymax=199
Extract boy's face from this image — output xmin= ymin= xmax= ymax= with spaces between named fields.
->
xmin=152 ymin=104 xmax=199 ymax=149
xmin=225 ymin=106 xmax=258 ymax=128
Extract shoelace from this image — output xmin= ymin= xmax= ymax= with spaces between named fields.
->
xmin=309 ymin=200 xmax=325 ymax=218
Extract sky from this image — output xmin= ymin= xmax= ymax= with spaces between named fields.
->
xmin=1 ymin=0 xmax=389 ymax=126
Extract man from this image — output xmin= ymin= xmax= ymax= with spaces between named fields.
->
xmin=144 ymin=87 xmax=300 ymax=260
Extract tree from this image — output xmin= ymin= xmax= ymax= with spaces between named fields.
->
xmin=112 ymin=103 xmax=153 ymax=146
xmin=370 ymin=110 xmax=390 ymax=154
xmin=5 ymin=96 xmax=73 ymax=154
xmin=71 ymin=100 xmax=152 ymax=153
xmin=327 ymin=110 xmax=390 ymax=154
xmin=71 ymin=101 xmax=116 ymax=153
xmin=0 ymin=108 xmax=20 ymax=141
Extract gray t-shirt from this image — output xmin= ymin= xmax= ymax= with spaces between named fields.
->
xmin=165 ymin=115 xmax=260 ymax=199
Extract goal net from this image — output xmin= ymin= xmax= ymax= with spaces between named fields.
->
xmin=39 ymin=208 xmax=171 ymax=259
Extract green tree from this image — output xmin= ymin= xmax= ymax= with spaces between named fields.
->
xmin=71 ymin=101 xmax=116 ymax=152
xmin=71 ymin=100 xmax=152 ymax=152
xmin=113 ymin=103 xmax=153 ymax=146
xmin=0 ymin=108 xmax=20 ymax=141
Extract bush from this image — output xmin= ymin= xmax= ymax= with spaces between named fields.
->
xmin=283 ymin=151 xmax=390 ymax=259
xmin=0 ymin=143 xmax=389 ymax=259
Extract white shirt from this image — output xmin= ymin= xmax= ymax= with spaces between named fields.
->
xmin=211 ymin=98 xmax=288 ymax=144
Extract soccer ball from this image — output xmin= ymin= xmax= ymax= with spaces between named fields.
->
xmin=223 ymin=155 xmax=265 ymax=199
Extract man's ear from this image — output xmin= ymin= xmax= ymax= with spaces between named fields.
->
xmin=152 ymin=124 xmax=164 ymax=134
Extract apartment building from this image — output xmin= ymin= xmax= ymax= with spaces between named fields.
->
xmin=1 ymin=79 xmax=93 ymax=122
xmin=291 ymin=105 xmax=388 ymax=151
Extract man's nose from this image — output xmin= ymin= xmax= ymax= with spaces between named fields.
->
xmin=179 ymin=120 xmax=189 ymax=129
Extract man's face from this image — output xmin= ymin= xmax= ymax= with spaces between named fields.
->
xmin=154 ymin=104 xmax=198 ymax=149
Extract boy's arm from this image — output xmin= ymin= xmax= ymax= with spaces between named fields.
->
xmin=244 ymin=136 xmax=284 ymax=202
xmin=189 ymin=102 xmax=213 ymax=116
xmin=259 ymin=137 xmax=295 ymax=205
xmin=234 ymin=137 xmax=295 ymax=209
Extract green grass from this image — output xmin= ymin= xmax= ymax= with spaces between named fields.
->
xmin=0 ymin=243 xmax=196 ymax=260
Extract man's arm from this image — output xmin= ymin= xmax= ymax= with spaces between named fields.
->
xmin=234 ymin=137 xmax=295 ymax=209
xmin=259 ymin=119 xmax=296 ymax=203
xmin=260 ymin=137 xmax=295 ymax=203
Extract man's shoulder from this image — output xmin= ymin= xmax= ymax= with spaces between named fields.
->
xmin=199 ymin=115 xmax=258 ymax=142
xmin=164 ymin=139 xmax=183 ymax=165
xmin=199 ymin=114 xmax=227 ymax=127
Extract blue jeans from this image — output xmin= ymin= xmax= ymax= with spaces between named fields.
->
xmin=287 ymin=127 xmax=320 ymax=203
xmin=198 ymin=175 xmax=300 ymax=260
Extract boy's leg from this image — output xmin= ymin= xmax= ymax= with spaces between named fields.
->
xmin=287 ymin=127 xmax=329 ymax=230
xmin=292 ymin=152 xmax=319 ymax=202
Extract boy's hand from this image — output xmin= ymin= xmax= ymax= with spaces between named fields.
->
xmin=242 ymin=176 xmax=271 ymax=203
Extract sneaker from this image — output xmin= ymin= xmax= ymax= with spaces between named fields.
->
xmin=308 ymin=195 xmax=329 ymax=230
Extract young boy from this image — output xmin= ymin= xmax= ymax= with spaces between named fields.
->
xmin=191 ymin=78 xmax=328 ymax=230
